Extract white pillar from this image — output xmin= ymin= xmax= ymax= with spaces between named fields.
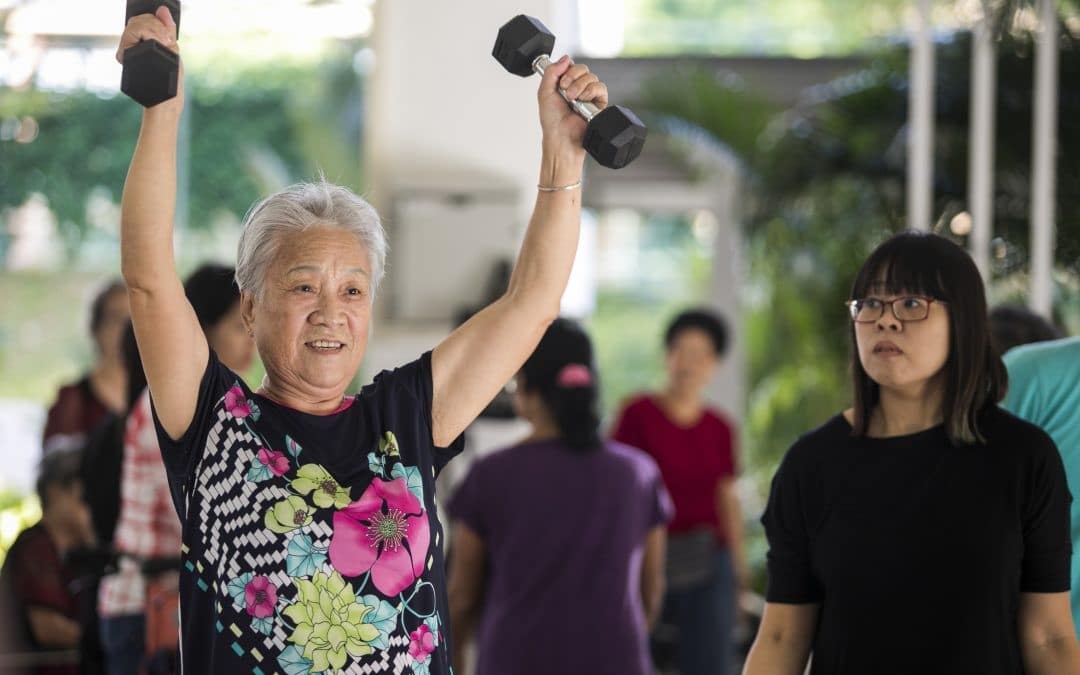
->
xmin=365 ymin=0 xmax=574 ymax=217
xmin=907 ymin=0 xmax=935 ymax=231
xmin=967 ymin=13 xmax=995 ymax=281
xmin=1030 ymin=0 xmax=1058 ymax=315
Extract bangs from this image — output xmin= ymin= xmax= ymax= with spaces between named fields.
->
xmin=851 ymin=234 xmax=949 ymax=301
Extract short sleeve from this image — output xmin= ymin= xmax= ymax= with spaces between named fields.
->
xmin=649 ymin=470 xmax=675 ymax=529
xmin=717 ymin=414 xmax=739 ymax=479
xmin=446 ymin=460 xmax=488 ymax=538
xmin=611 ymin=399 xmax=647 ymax=451
xmin=760 ymin=445 xmax=823 ymax=604
xmin=150 ymin=351 xmax=236 ymax=517
xmin=372 ymin=351 xmax=465 ymax=475
xmin=1020 ymin=433 xmax=1073 ymax=593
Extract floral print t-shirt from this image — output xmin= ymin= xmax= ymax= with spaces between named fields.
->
xmin=152 ymin=351 xmax=463 ymax=675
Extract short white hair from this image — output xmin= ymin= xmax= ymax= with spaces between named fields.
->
xmin=236 ymin=181 xmax=387 ymax=299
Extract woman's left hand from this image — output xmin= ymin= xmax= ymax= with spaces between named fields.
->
xmin=536 ymin=56 xmax=608 ymax=160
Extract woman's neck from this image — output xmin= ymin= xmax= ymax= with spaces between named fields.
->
xmin=658 ymin=387 xmax=704 ymax=426
xmin=870 ymin=379 xmax=945 ymax=437
xmin=40 ymin=513 xmax=78 ymax=558
xmin=90 ymin=358 xmax=127 ymax=414
xmin=257 ymin=377 xmax=347 ymax=416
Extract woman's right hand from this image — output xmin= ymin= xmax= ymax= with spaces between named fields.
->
xmin=115 ymin=6 xmax=184 ymax=111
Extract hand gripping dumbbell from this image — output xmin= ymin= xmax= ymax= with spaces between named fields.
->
xmin=493 ymin=15 xmax=647 ymax=170
xmin=121 ymin=0 xmax=181 ymax=107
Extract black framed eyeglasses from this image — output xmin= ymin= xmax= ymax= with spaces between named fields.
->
xmin=845 ymin=296 xmax=943 ymax=323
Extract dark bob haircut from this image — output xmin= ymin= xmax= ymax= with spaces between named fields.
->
xmin=664 ymin=308 xmax=729 ymax=357
xmin=848 ymin=231 xmax=1006 ymax=445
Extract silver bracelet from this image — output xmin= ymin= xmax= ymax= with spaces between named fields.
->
xmin=537 ymin=179 xmax=582 ymax=192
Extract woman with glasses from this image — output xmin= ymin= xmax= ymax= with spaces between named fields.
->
xmin=744 ymin=231 xmax=1080 ymax=675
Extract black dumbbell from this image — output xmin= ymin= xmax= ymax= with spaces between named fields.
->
xmin=493 ymin=15 xmax=646 ymax=170
xmin=121 ymin=0 xmax=181 ymax=108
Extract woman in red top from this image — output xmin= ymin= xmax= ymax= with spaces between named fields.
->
xmin=612 ymin=308 xmax=745 ymax=675
xmin=42 ymin=281 xmax=130 ymax=456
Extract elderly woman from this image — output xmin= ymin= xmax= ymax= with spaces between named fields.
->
xmin=117 ymin=9 xmax=605 ymax=675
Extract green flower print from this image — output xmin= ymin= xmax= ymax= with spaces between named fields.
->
xmin=265 ymin=495 xmax=315 ymax=534
xmin=281 ymin=570 xmax=382 ymax=672
xmin=292 ymin=464 xmax=351 ymax=510
xmin=378 ymin=431 xmax=400 ymax=457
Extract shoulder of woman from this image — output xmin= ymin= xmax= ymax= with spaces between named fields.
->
xmin=779 ymin=414 xmax=852 ymax=469
xmin=983 ymin=406 xmax=1060 ymax=459
xmin=616 ymin=392 xmax=654 ymax=414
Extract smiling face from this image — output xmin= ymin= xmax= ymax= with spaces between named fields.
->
xmin=853 ymin=286 xmax=951 ymax=396
xmin=243 ymin=226 xmax=372 ymax=402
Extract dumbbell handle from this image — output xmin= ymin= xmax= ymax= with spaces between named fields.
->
xmin=532 ymin=54 xmax=601 ymax=122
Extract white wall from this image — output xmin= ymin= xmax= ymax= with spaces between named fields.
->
xmin=366 ymin=0 xmax=576 ymax=216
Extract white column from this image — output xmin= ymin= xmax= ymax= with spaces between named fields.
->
xmin=967 ymin=12 xmax=995 ymax=281
xmin=365 ymin=0 xmax=574 ymax=216
xmin=1030 ymin=0 xmax=1058 ymax=315
xmin=907 ymin=0 xmax=935 ymax=231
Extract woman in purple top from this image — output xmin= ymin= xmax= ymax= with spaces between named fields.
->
xmin=447 ymin=318 xmax=674 ymax=675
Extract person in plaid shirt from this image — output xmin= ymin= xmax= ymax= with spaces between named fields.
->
xmin=98 ymin=264 xmax=254 ymax=675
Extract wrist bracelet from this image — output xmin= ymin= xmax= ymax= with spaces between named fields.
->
xmin=537 ymin=179 xmax=582 ymax=192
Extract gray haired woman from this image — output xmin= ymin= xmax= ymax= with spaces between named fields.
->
xmin=117 ymin=9 xmax=607 ymax=675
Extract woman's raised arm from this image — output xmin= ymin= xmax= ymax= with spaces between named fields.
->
xmin=429 ymin=56 xmax=603 ymax=447
xmin=118 ymin=7 xmax=208 ymax=440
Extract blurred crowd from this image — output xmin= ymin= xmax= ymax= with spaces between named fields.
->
xmin=0 ymin=267 xmax=1075 ymax=675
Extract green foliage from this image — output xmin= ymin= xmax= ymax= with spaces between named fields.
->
xmin=0 ymin=43 xmax=364 ymax=260
xmin=624 ymin=0 xmax=912 ymax=56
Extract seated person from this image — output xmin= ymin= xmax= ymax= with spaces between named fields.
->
xmin=0 ymin=450 xmax=94 ymax=675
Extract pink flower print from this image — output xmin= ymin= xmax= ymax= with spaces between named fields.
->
xmin=328 ymin=477 xmax=430 ymax=597
xmin=408 ymin=624 xmax=436 ymax=664
xmin=224 ymin=386 xmax=251 ymax=418
xmin=244 ymin=575 xmax=277 ymax=618
xmin=257 ymin=448 xmax=290 ymax=477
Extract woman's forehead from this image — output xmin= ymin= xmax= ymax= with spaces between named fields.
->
xmin=273 ymin=227 xmax=369 ymax=271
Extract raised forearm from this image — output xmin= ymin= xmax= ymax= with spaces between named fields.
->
xmin=504 ymin=146 xmax=584 ymax=318
xmin=120 ymin=107 xmax=181 ymax=290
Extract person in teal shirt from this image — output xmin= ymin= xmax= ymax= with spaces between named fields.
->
xmin=1002 ymin=336 xmax=1080 ymax=635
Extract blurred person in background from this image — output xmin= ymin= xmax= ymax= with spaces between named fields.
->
xmin=745 ymin=232 xmax=1079 ymax=675
xmin=1001 ymin=336 xmax=1080 ymax=639
xmin=988 ymin=304 xmax=1062 ymax=356
xmin=611 ymin=308 xmax=745 ymax=675
xmin=0 ymin=450 xmax=95 ymax=675
xmin=447 ymin=318 xmax=672 ymax=675
xmin=43 ymin=281 xmax=130 ymax=456
xmin=98 ymin=264 xmax=254 ymax=675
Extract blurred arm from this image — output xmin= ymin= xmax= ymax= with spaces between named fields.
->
xmin=743 ymin=602 xmax=819 ymax=675
xmin=640 ymin=525 xmax=667 ymax=629
xmin=1019 ymin=592 xmax=1080 ymax=674
xmin=27 ymin=607 xmax=80 ymax=648
xmin=718 ymin=477 xmax=749 ymax=588
xmin=448 ymin=523 xmax=487 ymax=675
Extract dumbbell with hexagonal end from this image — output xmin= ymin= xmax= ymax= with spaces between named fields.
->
xmin=493 ymin=15 xmax=646 ymax=170
xmin=121 ymin=0 xmax=181 ymax=108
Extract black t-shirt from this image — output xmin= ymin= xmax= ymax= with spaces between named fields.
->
xmin=152 ymin=351 xmax=463 ymax=675
xmin=761 ymin=406 xmax=1072 ymax=675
